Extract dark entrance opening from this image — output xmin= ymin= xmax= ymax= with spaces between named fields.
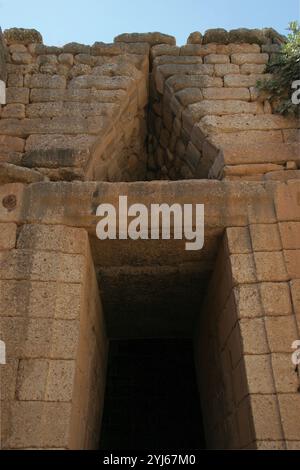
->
xmin=99 ymin=338 xmax=206 ymax=450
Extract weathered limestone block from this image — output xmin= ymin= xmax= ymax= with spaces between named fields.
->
xmin=0 ymin=223 xmax=17 ymax=250
xmin=223 ymin=163 xmax=284 ymax=177
xmin=25 ymin=134 xmax=95 ymax=152
xmin=37 ymin=55 xmax=58 ymax=67
xmin=123 ymin=42 xmax=150 ymax=55
xmin=74 ymin=53 xmax=94 ymax=65
xmin=6 ymin=88 xmax=30 ymax=104
xmin=187 ymin=32 xmax=203 ymax=44
xmin=228 ymin=28 xmax=268 ymax=45
xmin=7 ymin=73 xmax=24 ymax=87
xmin=0 ymin=116 xmax=108 ymax=136
xmin=69 ymin=64 xmax=92 ymax=78
xmin=180 ymin=44 xmax=216 ymax=56
xmin=151 ymin=44 xmax=179 ymax=59
xmin=231 ymin=53 xmax=269 ymax=65
xmin=28 ymin=44 xmax=61 ymax=55
xmin=204 ymin=54 xmax=230 ymax=64
xmin=63 ymin=43 xmax=90 ymax=54
xmin=0 ymin=249 xmax=85 ymax=283
xmin=166 ymin=75 xmax=223 ymax=92
xmin=209 ymin=131 xmax=283 ymax=149
xmin=200 ymin=114 xmax=299 ymax=134
xmin=155 ymin=64 xmax=214 ymax=93
xmin=30 ymin=87 xmax=127 ymax=103
xmin=188 ymin=100 xmax=263 ymax=120
xmin=114 ymin=32 xmax=176 ymax=46
xmin=0 ymin=135 xmax=25 ymax=152
xmin=26 ymin=102 xmax=119 ymax=119
xmin=228 ymin=43 xmax=261 ymax=54
xmin=11 ymin=52 xmax=32 ymax=65
xmin=203 ymin=29 xmax=229 ymax=44
xmin=7 ymin=63 xmax=38 ymax=75
xmin=25 ymin=74 xmax=67 ymax=89
xmin=1 ymin=104 xmax=26 ymax=119
xmin=214 ymin=64 xmax=239 ymax=76
xmin=68 ymin=75 xmax=134 ymax=91
xmin=92 ymin=62 xmax=142 ymax=79
xmin=224 ymin=73 xmax=272 ymax=87
xmin=221 ymin=143 xmax=300 ymax=165
xmin=153 ymin=55 xmax=203 ymax=66
xmin=58 ymin=53 xmax=74 ymax=66
xmin=90 ymin=42 xmax=123 ymax=56
xmin=240 ymin=64 xmax=266 ymax=74
xmin=0 ymin=162 xmax=44 ymax=184
xmin=175 ymin=88 xmax=203 ymax=106
xmin=202 ymin=87 xmax=250 ymax=101
xmin=22 ymin=148 xmax=87 ymax=169
xmin=4 ymin=28 xmax=43 ymax=45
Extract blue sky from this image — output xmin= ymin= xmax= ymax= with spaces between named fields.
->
xmin=0 ymin=0 xmax=299 ymax=46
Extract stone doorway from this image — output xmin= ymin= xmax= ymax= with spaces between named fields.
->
xmin=99 ymin=338 xmax=206 ymax=450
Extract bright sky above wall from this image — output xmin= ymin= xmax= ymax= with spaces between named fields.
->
xmin=0 ymin=0 xmax=299 ymax=46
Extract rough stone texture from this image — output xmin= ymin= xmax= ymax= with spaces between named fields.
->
xmin=0 ymin=26 xmax=299 ymax=451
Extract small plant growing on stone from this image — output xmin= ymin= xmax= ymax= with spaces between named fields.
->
xmin=257 ymin=21 xmax=300 ymax=117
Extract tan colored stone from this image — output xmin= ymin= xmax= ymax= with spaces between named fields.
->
xmin=274 ymin=181 xmax=300 ymax=222
xmin=7 ymin=73 xmax=24 ymax=87
xmin=1 ymin=104 xmax=25 ymax=119
xmin=0 ymin=358 xmax=18 ymax=400
xmin=271 ymin=353 xmax=299 ymax=393
xmin=223 ymin=163 xmax=283 ymax=177
xmin=45 ymin=360 xmax=76 ymax=401
xmin=278 ymin=394 xmax=300 ymax=440
xmin=250 ymin=395 xmax=283 ymax=440
xmin=226 ymin=227 xmax=252 ymax=254
xmin=265 ymin=316 xmax=297 ymax=352
xmin=290 ymin=279 xmax=300 ymax=316
xmin=279 ymin=222 xmax=300 ymax=249
xmin=214 ymin=64 xmax=239 ymax=76
xmin=2 ymin=401 xmax=72 ymax=449
xmin=228 ymin=44 xmax=261 ymax=54
xmin=6 ymin=87 xmax=30 ymax=104
xmin=259 ymin=282 xmax=292 ymax=316
xmin=188 ymin=100 xmax=262 ymax=120
xmin=283 ymin=250 xmax=300 ymax=279
xmin=12 ymin=52 xmax=32 ymax=65
xmin=249 ymin=223 xmax=281 ymax=251
xmin=221 ymin=143 xmax=299 ymax=165
xmin=240 ymin=63 xmax=266 ymax=74
xmin=233 ymin=284 xmax=262 ymax=318
xmin=204 ymin=54 xmax=230 ymax=64
xmin=239 ymin=318 xmax=269 ymax=354
xmin=202 ymin=87 xmax=250 ymax=100
xmin=244 ymin=355 xmax=274 ymax=393
xmin=0 ymin=223 xmax=17 ymax=250
xmin=0 ymin=250 xmax=85 ymax=283
xmin=229 ymin=254 xmax=257 ymax=285
xmin=0 ymin=136 xmax=25 ymax=153
xmin=25 ymin=74 xmax=66 ymax=89
xmin=200 ymin=114 xmax=299 ymax=134
xmin=17 ymin=359 xmax=48 ymax=400
xmin=254 ymin=251 xmax=289 ymax=282
xmin=231 ymin=53 xmax=269 ymax=65
xmin=224 ymin=73 xmax=272 ymax=87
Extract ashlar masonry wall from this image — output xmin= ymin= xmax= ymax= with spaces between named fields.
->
xmin=195 ymin=180 xmax=300 ymax=449
xmin=0 ymin=223 xmax=108 ymax=449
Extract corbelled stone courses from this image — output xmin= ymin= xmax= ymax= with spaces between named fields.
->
xmin=0 ymin=28 xmax=149 ymax=182
xmin=1 ymin=27 xmax=298 ymax=183
xmin=147 ymin=28 xmax=299 ymax=181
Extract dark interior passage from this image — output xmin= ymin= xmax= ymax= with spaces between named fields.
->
xmin=99 ymin=339 xmax=206 ymax=450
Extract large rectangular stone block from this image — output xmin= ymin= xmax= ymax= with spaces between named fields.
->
xmin=0 ymin=280 xmax=82 ymax=319
xmin=224 ymin=73 xmax=272 ymax=87
xmin=202 ymin=87 xmax=250 ymax=101
xmin=0 ymin=223 xmax=17 ymax=250
xmin=231 ymin=53 xmax=269 ymax=65
xmin=17 ymin=224 xmax=88 ymax=254
xmin=2 ymin=401 xmax=72 ymax=448
xmin=0 ymin=250 xmax=85 ymax=283
xmin=200 ymin=114 xmax=299 ymax=134
xmin=25 ymin=74 xmax=66 ymax=89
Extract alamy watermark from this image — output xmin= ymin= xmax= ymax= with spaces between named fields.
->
xmin=96 ymin=196 xmax=204 ymax=251
xmin=292 ymin=340 xmax=300 ymax=366
xmin=291 ymin=80 xmax=300 ymax=105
